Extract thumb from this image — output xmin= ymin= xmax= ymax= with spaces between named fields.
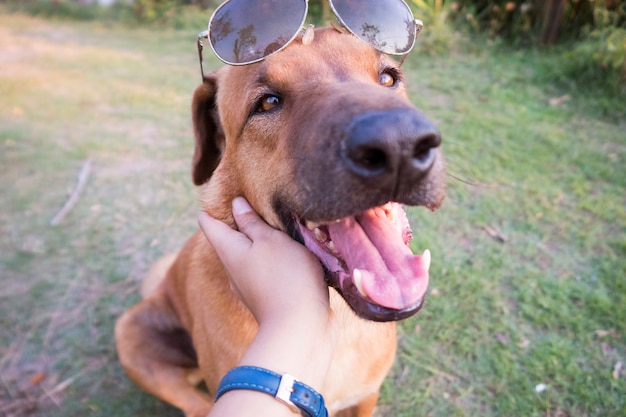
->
xmin=231 ymin=197 xmax=276 ymax=242
xmin=198 ymin=211 xmax=251 ymax=265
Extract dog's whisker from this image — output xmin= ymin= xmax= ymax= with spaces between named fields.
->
xmin=446 ymin=171 xmax=479 ymax=187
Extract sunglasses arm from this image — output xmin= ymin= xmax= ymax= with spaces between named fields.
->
xmin=197 ymin=30 xmax=209 ymax=80
xmin=415 ymin=19 xmax=424 ymax=37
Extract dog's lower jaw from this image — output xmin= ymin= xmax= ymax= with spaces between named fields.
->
xmin=333 ymin=280 xmax=426 ymax=321
xmin=322 ymin=260 xmax=427 ymax=322
xmin=283 ymin=202 xmax=431 ymax=322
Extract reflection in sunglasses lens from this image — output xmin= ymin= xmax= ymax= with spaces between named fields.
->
xmin=330 ymin=0 xmax=415 ymax=54
xmin=209 ymin=0 xmax=307 ymax=64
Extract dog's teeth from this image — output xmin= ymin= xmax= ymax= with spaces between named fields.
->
xmin=381 ymin=202 xmax=396 ymax=222
xmin=306 ymin=220 xmax=321 ymax=230
xmin=422 ymin=249 xmax=431 ymax=271
xmin=327 ymin=240 xmax=338 ymax=254
xmin=314 ymin=227 xmax=327 ymax=242
xmin=353 ymin=268 xmax=367 ymax=297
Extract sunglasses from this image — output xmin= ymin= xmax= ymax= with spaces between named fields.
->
xmin=197 ymin=0 xmax=423 ymax=74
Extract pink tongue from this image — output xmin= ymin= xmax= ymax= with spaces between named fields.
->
xmin=327 ymin=206 xmax=429 ymax=310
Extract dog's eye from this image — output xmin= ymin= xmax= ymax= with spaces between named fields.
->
xmin=379 ymin=70 xmax=398 ymax=88
xmin=256 ymin=94 xmax=282 ymax=113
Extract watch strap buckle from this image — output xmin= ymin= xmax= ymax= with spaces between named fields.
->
xmin=275 ymin=373 xmax=300 ymax=413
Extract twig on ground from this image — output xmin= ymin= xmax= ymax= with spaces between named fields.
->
xmin=402 ymin=354 xmax=460 ymax=382
xmin=38 ymin=371 xmax=84 ymax=409
xmin=50 ymin=158 xmax=92 ymax=226
xmin=613 ymin=361 xmax=623 ymax=380
xmin=410 ymin=362 xmax=459 ymax=381
xmin=483 ymin=224 xmax=508 ymax=243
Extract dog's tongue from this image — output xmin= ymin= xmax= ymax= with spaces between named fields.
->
xmin=327 ymin=206 xmax=430 ymax=310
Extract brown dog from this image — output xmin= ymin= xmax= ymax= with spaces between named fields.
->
xmin=115 ymin=27 xmax=445 ymax=417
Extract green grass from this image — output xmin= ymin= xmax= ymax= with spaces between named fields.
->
xmin=1 ymin=9 xmax=624 ymax=417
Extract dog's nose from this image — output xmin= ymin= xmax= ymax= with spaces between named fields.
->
xmin=342 ymin=109 xmax=441 ymax=186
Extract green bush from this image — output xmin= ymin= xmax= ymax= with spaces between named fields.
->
xmin=0 ymin=0 xmax=130 ymax=21
xmin=556 ymin=25 xmax=626 ymax=94
xmin=133 ymin=0 xmax=174 ymax=23
xmin=1 ymin=0 xmax=328 ymax=29
xmin=0 ymin=0 xmax=214 ymax=28
xmin=448 ymin=0 xmax=624 ymax=44
xmin=451 ymin=0 xmax=544 ymax=42
xmin=447 ymin=1 xmax=626 ymax=90
xmin=409 ymin=0 xmax=459 ymax=54
xmin=591 ymin=1 xmax=626 ymax=84
xmin=601 ymin=27 xmax=626 ymax=82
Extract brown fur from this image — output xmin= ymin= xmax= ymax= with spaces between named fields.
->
xmin=115 ymin=27 xmax=445 ymax=417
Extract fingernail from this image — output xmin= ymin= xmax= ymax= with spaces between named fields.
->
xmin=232 ymin=197 xmax=252 ymax=216
xmin=197 ymin=211 xmax=210 ymax=226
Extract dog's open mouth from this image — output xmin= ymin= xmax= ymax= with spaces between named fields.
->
xmin=296 ymin=203 xmax=430 ymax=322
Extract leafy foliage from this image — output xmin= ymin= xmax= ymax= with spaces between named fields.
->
xmin=541 ymin=4 xmax=626 ymax=94
xmin=410 ymin=0 xmax=459 ymax=54
xmin=447 ymin=0 xmax=622 ymax=43
xmin=409 ymin=1 xmax=626 ymax=90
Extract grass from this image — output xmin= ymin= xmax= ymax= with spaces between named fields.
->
xmin=1 ymin=9 xmax=624 ymax=417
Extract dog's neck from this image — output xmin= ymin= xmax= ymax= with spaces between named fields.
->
xmin=198 ymin=174 xmax=238 ymax=228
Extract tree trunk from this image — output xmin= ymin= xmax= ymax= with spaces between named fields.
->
xmin=541 ymin=0 xmax=566 ymax=45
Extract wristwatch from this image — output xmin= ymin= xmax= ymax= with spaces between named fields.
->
xmin=215 ymin=366 xmax=329 ymax=417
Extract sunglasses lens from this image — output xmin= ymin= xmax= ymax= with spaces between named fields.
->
xmin=331 ymin=0 xmax=416 ymax=55
xmin=209 ymin=0 xmax=307 ymax=65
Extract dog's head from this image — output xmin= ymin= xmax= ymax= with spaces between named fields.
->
xmin=192 ymin=27 xmax=446 ymax=322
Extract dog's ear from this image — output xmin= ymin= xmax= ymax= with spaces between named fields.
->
xmin=191 ymin=72 xmax=224 ymax=186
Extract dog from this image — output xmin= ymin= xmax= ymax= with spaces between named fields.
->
xmin=115 ymin=26 xmax=445 ymax=417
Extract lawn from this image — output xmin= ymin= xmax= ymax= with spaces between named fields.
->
xmin=1 ymin=9 xmax=624 ymax=417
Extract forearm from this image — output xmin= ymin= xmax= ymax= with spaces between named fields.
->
xmin=211 ymin=388 xmax=299 ymax=416
xmin=209 ymin=316 xmax=335 ymax=417
xmin=209 ymin=317 xmax=335 ymax=417
xmin=239 ymin=317 xmax=335 ymax=389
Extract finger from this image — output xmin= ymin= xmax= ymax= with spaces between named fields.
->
xmin=198 ymin=211 xmax=251 ymax=264
xmin=231 ymin=197 xmax=278 ymax=242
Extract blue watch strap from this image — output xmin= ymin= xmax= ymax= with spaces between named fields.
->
xmin=215 ymin=366 xmax=329 ymax=417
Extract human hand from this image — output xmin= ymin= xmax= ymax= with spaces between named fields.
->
xmin=198 ymin=197 xmax=336 ymax=397
xmin=198 ymin=197 xmax=328 ymax=328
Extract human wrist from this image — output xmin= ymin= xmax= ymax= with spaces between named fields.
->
xmin=239 ymin=316 xmax=336 ymax=390
xmin=216 ymin=366 xmax=328 ymax=417
xmin=214 ymin=321 xmax=334 ymax=417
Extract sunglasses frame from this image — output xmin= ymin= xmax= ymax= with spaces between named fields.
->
xmin=327 ymin=0 xmax=423 ymax=56
xmin=197 ymin=0 xmax=423 ymax=77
